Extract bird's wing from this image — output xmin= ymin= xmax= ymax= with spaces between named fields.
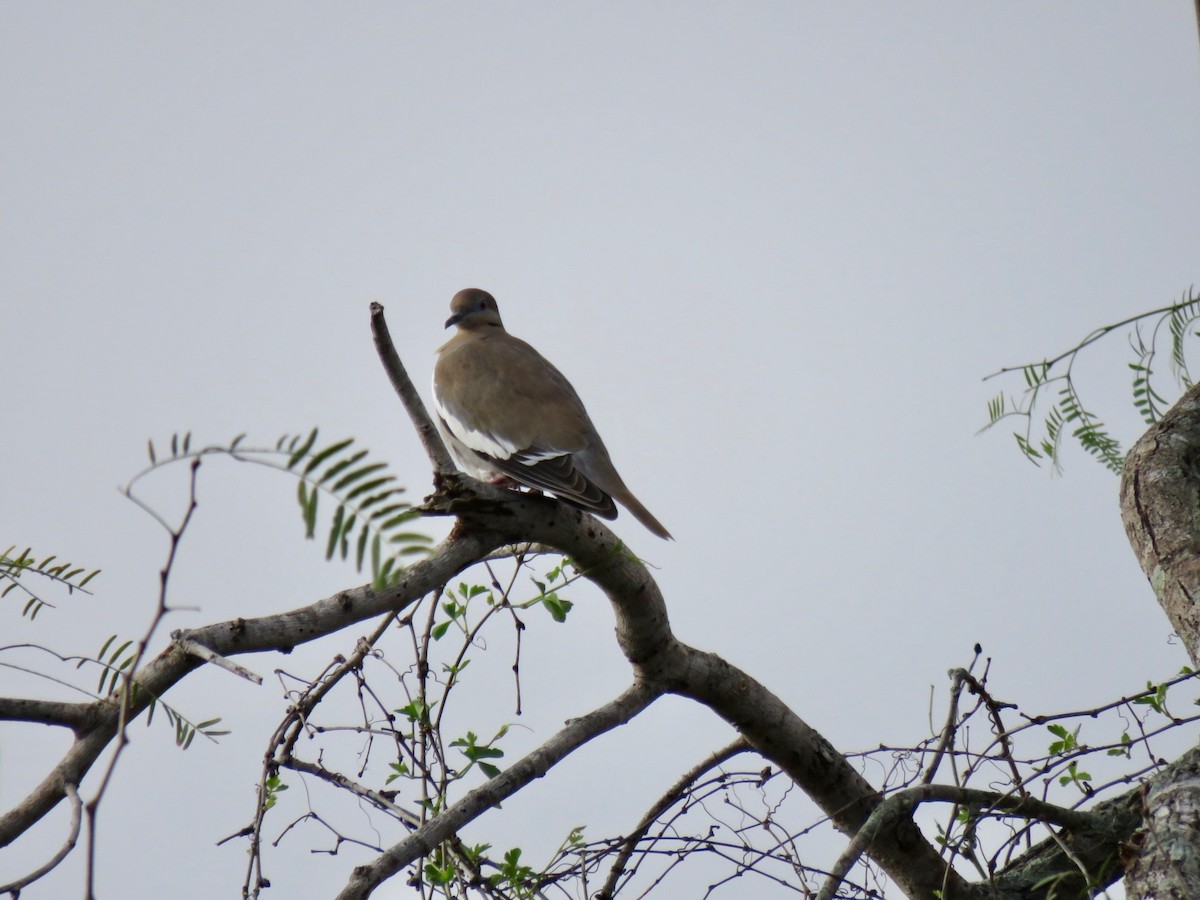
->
xmin=433 ymin=332 xmax=617 ymax=517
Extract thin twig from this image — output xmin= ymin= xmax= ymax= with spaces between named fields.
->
xmin=176 ymin=637 xmax=264 ymax=685
xmin=922 ymin=668 xmax=968 ymax=786
xmin=598 ymin=737 xmax=752 ymax=898
xmin=337 ymin=681 xmax=663 ymax=900
xmin=85 ymin=456 xmax=204 ymax=897
xmin=982 ymin=302 xmax=1189 ymax=381
xmin=369 ymin=301 xmax=456 ymax=476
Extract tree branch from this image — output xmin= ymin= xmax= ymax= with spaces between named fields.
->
xmin=0 ymin=529 xmax=490 ymax=849
xmin=336 ymin=680 xmax=663 ymax=899
xmin=1119 ymin=381 xmax=1200 ymax=897
xmin=0 ymin=782 xmax=81 ymax=894
xmin=369 ymin=300 xmax=456 ymax=477
xmin=0 ymin=697 xmax=97 ymax=732
xmin=7 ymin=301 xmax=1166 ymax=900
xmin=817 ymin=785 xmax=1101 ymax=900
xmin=365 ymin=302 xmax=969 ymax=898
xmin=1120 ymin=380 xmax=1200 ymax=669
xmin=597 ymin=737 xmax=752 ymax=899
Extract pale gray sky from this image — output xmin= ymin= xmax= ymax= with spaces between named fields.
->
xmin=2 ymin=4 xmax=1198 ymax=898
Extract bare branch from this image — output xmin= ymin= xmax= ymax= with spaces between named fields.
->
xmin=176 ymin=637 xmax=264 ymax=685
xmin=0 ymin=697 xmax=96 ymax=732
xmin=0 ymin=528 xmax=488 ymax=849
xmin=283 ymin=756 xmax=421 ymax=827
xmin=336 ymin=680 xmax=663 ymax=899
xmin=598 ymin=737 xmax=752 ymax=898
xmin=922 ymin=667 xmax=969 ymax=786
xmin=0 ymin=782 xmax=81 ymax=894
xmin=369 ymin=301 xmax=456 ymax=476
xmin=817 ymin=784 xmax=1099 ymax=900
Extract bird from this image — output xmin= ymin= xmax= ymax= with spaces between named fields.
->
xmin=432 ymin=288 xmax=672 ymax=540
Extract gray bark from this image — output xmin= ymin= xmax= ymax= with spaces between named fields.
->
xmin=1120 ymin=382 xmax=1200 ymax=898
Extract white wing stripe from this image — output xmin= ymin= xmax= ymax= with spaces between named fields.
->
xmin=432 ymin=385 xmax=518 ymax=459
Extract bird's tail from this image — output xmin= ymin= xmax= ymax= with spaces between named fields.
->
xmin=612 ymin=486 xmax=673 ymax=541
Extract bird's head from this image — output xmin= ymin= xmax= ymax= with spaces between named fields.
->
xmin=446 ymin=288 xmax=504 ymax=330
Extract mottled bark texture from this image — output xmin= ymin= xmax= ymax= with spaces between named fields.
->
xmin=1120 ymin=382 xmax=1200 ymax=898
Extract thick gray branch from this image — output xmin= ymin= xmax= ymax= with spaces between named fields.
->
xmin=818 ymin=785 xmax=1109 ymax=900
xmin=347 ymin=305 xmax=970 ymax=898
xmin=1117 ymin=382 xmax=1200 ymax=899
xmin=1121 ymin=382 xmax=1200 ymax=669
xmin=1123 ymin=744 xmax=1200 ymax=897
xmin=0 ymin=697 xmax=98 ymax=732
xmin=409 ymin=496 xmax=970 ymax=900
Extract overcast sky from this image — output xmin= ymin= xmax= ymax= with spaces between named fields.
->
xmin=2 ymin=4 xmax=1198 ymax=898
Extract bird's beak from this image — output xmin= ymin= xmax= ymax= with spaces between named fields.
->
xmin=444 ymin=313 xmax=464 ymax=329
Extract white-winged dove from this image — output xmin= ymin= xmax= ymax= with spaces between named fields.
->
xmin=432 ymin=288 xmax=672 ymax=540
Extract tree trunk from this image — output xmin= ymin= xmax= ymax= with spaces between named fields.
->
xmin=1119 ymin=382 xmax=1200 ymax=898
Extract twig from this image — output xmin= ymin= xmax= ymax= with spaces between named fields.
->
xmin=85 ymin=456 xmax=204 ymax=896
xmin=369 ymin=301 xmax=456 ymax=476
xmin=922 ymin=668 xmax=968 ymax=785
xmin=283 ymin=756 xmax=421 ymax=827
xmin=241 ymin=613 xmax=399 ymax=898
xmin=981 ymin=302 xmax=1188 ymax=381
xmin=336 ymin=680 xmax=663 ymax=900
xmin=0 ymin=782 xmax=81 ymax=894
xmin=176 ymin=637 xmax=264 ymax=685
xmin=1047 ymin=825 xmax=1099 ymax=894
xmin=598 ymin=737 xmax=751 ymax=898
xmin=960 ymin=670 xmax=1026 ymax=795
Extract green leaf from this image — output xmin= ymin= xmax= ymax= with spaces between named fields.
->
xmin=376 ymin=508 xmax=419 ymax=528
xmin=286 ymin=428 xmax=319 ymax=470
xmin=318 ymin=449 xmax=369 ymax=485
xmin=332 ymin=462 xmax=387 ymax=492
xmin=390 ymin=532 xmax=432 ymax=545
xmin=356 ymin=525 xmax=370 ymax=571
xmin=325 ymin=504 xmax=345 ymax=560
xmin=375 ymin=556 xmax=395 ymax=592
xmin=385 ymin=761 xmax=410 ymax=784
xmin=371 ymin=533 xmax=382 ymax=584
xmin=345 ymin=476 xmax=394 ymax=503
xmin=303 ymin=437 xmax=355 ymax=475
xmin=423 ymin=861 xmax=455 ymax=887
xmin=542 ymin=594 xmax=574 ymax=623
xmin=305 ymin=485 xmax=319 ymax=538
